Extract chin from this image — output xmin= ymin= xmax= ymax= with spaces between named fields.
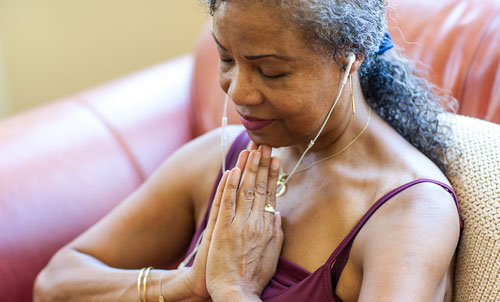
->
xmin=246 ymin=130 xmax=289 ymax=148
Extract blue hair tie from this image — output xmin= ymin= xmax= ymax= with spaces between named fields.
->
xmin=377 ymin=32 xmax=393 ymax=55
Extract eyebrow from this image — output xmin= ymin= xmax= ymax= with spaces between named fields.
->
xmin=211 ymin=32 xmax=298 ymax=62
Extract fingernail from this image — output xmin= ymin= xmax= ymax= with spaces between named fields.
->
xmin=271 ymin=157 xmax=280 ymax=171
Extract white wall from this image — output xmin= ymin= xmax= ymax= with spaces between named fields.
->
xmin=0 ymin=37 xmax=10 ymax=119
xmin=0 ymin=0 xmax=207 ymax=119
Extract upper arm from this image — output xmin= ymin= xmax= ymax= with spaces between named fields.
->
xmin=356 ymin=182 xmax=460 ymax=302
xmin=68 ymin=127 xmax=239 ymax=269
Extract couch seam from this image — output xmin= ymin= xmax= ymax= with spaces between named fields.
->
xmin=74 ymin=99 xmax=146 ymax=183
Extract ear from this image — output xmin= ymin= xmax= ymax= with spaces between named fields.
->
xmin=350 ymin=53 xmax=365 ymax=74
xmin=335 ymin=51 xmax=365 ymax=75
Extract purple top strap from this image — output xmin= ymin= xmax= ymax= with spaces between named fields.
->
xmin=329 ymin=178 xmax=462 ymax=291
xmin=181 ymin=130 xmax=462 ymax=302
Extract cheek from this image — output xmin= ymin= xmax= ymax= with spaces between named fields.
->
xmin=284 ymin=80 xmax=337 ymax=129
xmin=218 ymin=67 xmax=231 ymax=93
xmin=298 ymin=78 xmax=336 ymax=112
xmin=279 ymin=91 xmax=326 ymax=129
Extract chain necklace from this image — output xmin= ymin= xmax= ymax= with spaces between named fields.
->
xmin=276 ymin=107 xmax=372 ymax=197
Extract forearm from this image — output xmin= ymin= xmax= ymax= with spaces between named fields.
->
xmin=34 ymin=248 xmax=200 ymax=302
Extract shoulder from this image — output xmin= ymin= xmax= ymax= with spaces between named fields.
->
xmin=152 ymin=125 xmax=247 ymax=216
xmin=154 ymin=125 xmax=246 ymax=172
xmin=360 ymin=180 xmax=460 ymax=244
xmin=353 ymin=180 xmax=460 ymax=300
xmin=173 ymin=125 xmax=246 ymax=159
xmin=151 ymin=125 xmax=246 ymax=195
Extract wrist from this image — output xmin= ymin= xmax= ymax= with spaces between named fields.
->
xmin=211 ymin=285 xmax=261 ymax=302
xmin=149 ymin=268 xmax=206 ymax=302
xmin=177 ymin=267 xmax=211 ymax=302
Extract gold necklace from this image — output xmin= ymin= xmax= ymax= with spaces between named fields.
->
xmin=276 ymin=107 xmax=372 ymax=197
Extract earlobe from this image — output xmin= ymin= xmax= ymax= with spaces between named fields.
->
xmin=336 ymin=51 xmax=365 ymax=75
xmin=350 ymin=53 xmax=365 ymax=74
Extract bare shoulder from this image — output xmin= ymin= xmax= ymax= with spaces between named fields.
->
xmin=354 ymin=179 xmax=460 ymax=301
xmin=344 ymin=117 xmax=461 ymax=299
xmin=68 ymin=125 xmax=246 ymax=268
xmin=359 ymin=180 xmax=460 ymax=244
xmin=159 ymin=125 xmax=246 ymax=219
xmin=151 ymin=125 xmax=245 ymax=200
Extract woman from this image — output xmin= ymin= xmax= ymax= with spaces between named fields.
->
xmin=34 ymin=0 xmax=461 ymax=301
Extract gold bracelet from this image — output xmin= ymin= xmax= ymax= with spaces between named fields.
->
xmin=142 ymin=266 xmax=153 ymax=302
xmin=137 ymin=267 xmax=146 ymax=302
xmin=158 ymin=271 xmax=165 ymax=302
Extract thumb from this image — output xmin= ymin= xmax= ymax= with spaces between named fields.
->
xmin=204 ymin=171 xmax=230 ymax=242
xmin=273 ymin=212 xmax=284 ymax=250
xmin=215 ymin=167 xmax=241 ymax=228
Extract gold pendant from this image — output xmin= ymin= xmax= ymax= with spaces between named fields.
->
xmin=159 ymin=296 xmax=165 ymax=302
xmin=276 ymin=173 xmax=288 ymax=197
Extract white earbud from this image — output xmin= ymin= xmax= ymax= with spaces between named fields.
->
xmin=341 ymin=52 xmax=355 ymax=86
xmin=276 ymin=51 xmax=357 ymax=192
xmin=220 ymin=51 xmax=357 ymax=186
xmin=346 ymin=51 xmax=356 ymax=67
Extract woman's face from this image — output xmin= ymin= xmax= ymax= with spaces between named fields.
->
xmin=213 ymin=2 xmax=346 ymax=148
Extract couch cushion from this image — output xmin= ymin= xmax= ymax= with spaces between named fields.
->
xmin=79 ymin=56 xmax=194 ymax=178
xmin=444 ymin=114 xmax=500 ymax=301
xmin=0 ymin=100 xmax=144 ymax=301
xmin=387 ymin=0 xmax=500 ymax=123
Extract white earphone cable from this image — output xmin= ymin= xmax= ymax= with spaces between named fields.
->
xmin=178 ymin=54 xmax=356 ymax=269
xmin=279 ymin=53 xmax=356 ymax=190
xmin=221 ymin=95 xmax=229 ymax=173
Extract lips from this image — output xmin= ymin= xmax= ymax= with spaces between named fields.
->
xmin=239 ymin=114 xmax=274 ymax=131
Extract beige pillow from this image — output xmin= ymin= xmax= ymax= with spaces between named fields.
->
xmin=443 ymin=114 xmax=500 ymax=301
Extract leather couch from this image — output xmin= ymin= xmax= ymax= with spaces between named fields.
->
xmin=1 ymin=0 xmax=499 ymax=301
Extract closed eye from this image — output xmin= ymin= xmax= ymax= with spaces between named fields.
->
xmin=263 ymin=73 xmax=286 ymax=79
xmin=258 ymin=68 xmax=286 ymax=79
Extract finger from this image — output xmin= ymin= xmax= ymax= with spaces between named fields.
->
xmin=233 ymin=150 xmax=261 ymax=221
xmin=266 ymin=157 xmax=281 ymax=209
xmin=193 ymin=171 xmax=230 ymax=268
xmin=273 ymin=212 xmax=285 ymax=251
xmin=215 ymin=167 xmax=241 ymax=227
xmin=248 ymin=141 xmax=258 ymax=150
xmin=235 ymin=150 xmax=250 ymax=176
xmin=251 ymin=145 xmax=272 ymax=214
xmin=204 ymin=171 xmax=230 ymax=242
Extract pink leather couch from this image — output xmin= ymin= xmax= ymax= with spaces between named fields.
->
xmin=1 ymin=0 xmax=499 ymax=300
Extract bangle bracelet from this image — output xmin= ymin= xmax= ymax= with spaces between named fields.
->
xmin=137 ymin=268 xmax=146 ymax=302
xmin=158 ymin=271 xmax=165 ymax=302
xmin=142 ymin=266 xmax=153 ymax=302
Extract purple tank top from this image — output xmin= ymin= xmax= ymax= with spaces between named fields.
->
xmin=184 ymin=131 xmax=462 ymax=302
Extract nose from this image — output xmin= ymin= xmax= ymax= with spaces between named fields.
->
xmin=221 ymin=66 xmax=263 ymax=106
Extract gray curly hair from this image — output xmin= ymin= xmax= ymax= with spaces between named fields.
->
xmin=205 ymin=0 xmax=457 ymax=174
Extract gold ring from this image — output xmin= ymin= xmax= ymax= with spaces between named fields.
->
xmin=264 ymin=204 xmax=276 ymax=215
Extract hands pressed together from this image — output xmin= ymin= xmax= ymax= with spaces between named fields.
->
xmin=184 ymin=144 xmax=284 ymax=302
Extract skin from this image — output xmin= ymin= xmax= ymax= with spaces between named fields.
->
xmin=210 ymin=2 xmax=460 ymax=301
xmin=34 ymin=1 xmax=460 ymax=302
